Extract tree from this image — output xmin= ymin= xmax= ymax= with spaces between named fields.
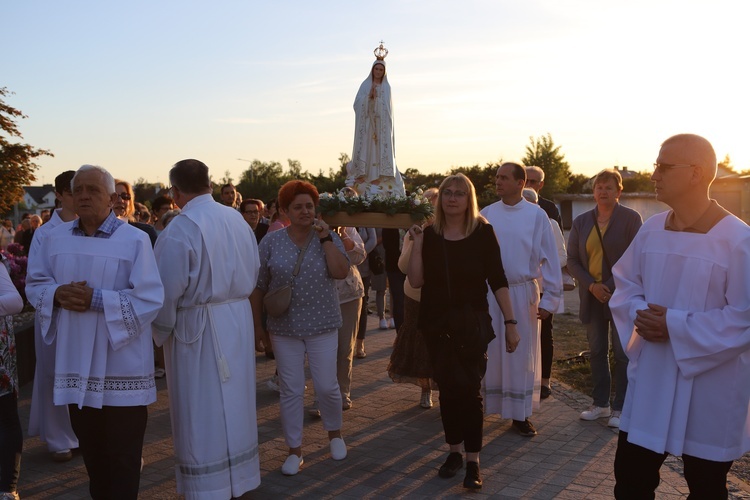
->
xmin=0 ymin=87 xmax=53 ymax=214
xmin=622 ymin=171 xmax=654 ymax=193
xmin=521 ymin=133 xmax=571 ymax=196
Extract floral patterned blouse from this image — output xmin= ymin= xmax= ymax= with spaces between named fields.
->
xmin=1 ymin=255 xmax=23 ymax=398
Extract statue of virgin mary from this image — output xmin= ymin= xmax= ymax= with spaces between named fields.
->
xmin=346 ymin=43 xmax=405 ymax=197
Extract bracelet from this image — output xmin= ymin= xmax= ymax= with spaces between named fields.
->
xmin=504 ymin=319 xmax=518 ymax=325
xmin=319 ymin=234 xmax=333 ymax=244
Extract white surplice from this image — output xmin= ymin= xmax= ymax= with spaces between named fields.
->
xmin=481 ymin=199 xmax=562 ymax=420
xmin=153 ymin=194 xmax=261 ymax=499
xmin=25 ymin=209 xmax=79 ymax=452
xmin=610 ymin=212 xmax=750 ymax=461
xmin=25 ymin=221 xmax=163 ymax=409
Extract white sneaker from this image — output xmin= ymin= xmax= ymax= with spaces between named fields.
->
xmin=388 ymin=318 xmax=395 ymax=329
xmin=330 ymin=437 xmax=347 ymax=460
xmin=281 ymin=454 xmax=304 ymax=475
xmin=580 ymin=405 xmax=611 ymax=421
xmin=608 ymin=410 xmax=622 ymax=428
xmin=379 ymin=318 xmax=388 ymax=330
xmin=420 ymin=389 xmax=433 ymax=409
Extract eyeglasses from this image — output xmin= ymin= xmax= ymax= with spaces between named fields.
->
xmin=117 ymin=193 xmax=132 ymax=201
xmin=443 ymin=190 xmax=467 ymax=199
xmin=653 ymin=163 xmax=696 ymax=174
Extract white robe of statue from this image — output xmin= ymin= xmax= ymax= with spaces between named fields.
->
xmin=346 ymin=60 xmax=405 ymax=197
xmin=480 ymin=199 xmax=563 ymax=420
xmin=610 ymin=211 xmax=750 ymax=462
xmin=153 ymin=194 xmax=261 ymax=499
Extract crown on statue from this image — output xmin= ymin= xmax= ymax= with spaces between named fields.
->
xmin=373 ymin=41 xmax=388 ymax=61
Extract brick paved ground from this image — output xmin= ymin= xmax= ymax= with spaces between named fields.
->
xmin=15 ymin=299 xmax=750 ymax=499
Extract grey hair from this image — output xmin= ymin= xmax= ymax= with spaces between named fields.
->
xmin=525 ymin=165 xmax=545 ymax=182
xmin=522 ymin=188 xmax=539 ymax=204
xmin=72 ymin=165 xmax=116 ymax=194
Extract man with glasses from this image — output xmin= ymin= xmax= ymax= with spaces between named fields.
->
xmin=610 ymin=134 xmax=750 ymax=498
xmin=150 ymin=194 xmax=174 ymax=234
xmin=481 ymin=162 xmax=563 ymax=437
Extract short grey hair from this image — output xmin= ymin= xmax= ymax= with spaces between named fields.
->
xmin=72 ymin=165 xmax=116 ymax=194
xmin=525 ymin=165 xmax=545 ymax=182
xmin=522 ymin=188 xmax=539 ymax=204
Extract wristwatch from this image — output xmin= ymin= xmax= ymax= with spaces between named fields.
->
xmin=319 ymin=234 xmax=333 ymax=244
xmin=504 ymin=319 xmax=518 ymax=325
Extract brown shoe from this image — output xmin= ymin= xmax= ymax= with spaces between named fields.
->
xmin=52 ymin=449 xmax=73 ymax=462
xmin=512 ymin=419 xmax=538 ymax=437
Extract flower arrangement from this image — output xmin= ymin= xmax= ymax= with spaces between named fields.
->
xmin=1 ymin=243 xmax=28 ymax=305
xmin=318 ymin=187 xmax=434 ymax=222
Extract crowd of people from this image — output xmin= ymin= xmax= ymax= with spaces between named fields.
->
xmin=0 ymin=133 xmax=748 ymax=499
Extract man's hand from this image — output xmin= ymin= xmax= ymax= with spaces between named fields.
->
xmin=634 ymin=303 xmax=669 ymax=342
xmin=589 ymin=282 xmax=612 ymax=303
xmin=54 ymin=281 xmax=94 ymax=312
xmin=538 ymin=308 xmax=551 ymax=320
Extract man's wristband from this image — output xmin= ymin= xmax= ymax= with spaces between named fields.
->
xmin=504 ymin=319 xmax=518 ymax=325
xmin=319 ymin=234 xmax=333 ymax=244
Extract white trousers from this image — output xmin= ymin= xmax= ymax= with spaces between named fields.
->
xmin=272 ymin=331 xmax=342 ymax=449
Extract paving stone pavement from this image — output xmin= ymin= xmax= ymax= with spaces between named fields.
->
xmin=15 ymin=310 xmax=750 ymax=499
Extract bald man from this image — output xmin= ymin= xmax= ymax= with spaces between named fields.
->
xmin=609 ymin=134 xmax=750 ymax=498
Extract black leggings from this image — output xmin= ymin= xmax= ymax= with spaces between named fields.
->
xmin=0 ymin=393 xmax=22 ymax=493
xmin=427 ymin=336 xmax=487 ymax=453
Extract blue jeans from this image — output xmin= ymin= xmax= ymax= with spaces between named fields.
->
xmin=586 ymin=300 xmax=627 ymax=410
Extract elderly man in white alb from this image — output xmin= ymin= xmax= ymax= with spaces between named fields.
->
xmin=153 ymin=159 xmax=261 ymax=499
xmin=25 ymin=170 xmax=80 ymax=463
xmin=25 ymin=165 xmax=164 ymax=500
xmin=481 ymin=162 xmax=562 ymax=437
xmin=610 ymin=134 xmax=750 ymax=498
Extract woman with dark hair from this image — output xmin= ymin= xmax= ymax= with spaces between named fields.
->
xmin=240 ymin=199 xmax=269 ymax=243
xmin=251 ymin=180 xmax=350 ymax=476
xmin=567 ymin=168 xmax=642 ymax=428
xmin=408 ymin=173 xmax=518 ymax=490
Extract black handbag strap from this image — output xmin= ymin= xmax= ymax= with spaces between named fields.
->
xmin=592 ymin=210 xmax=613 ymax=274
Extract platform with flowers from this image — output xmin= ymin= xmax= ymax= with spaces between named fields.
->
xmin=318 ymin=189 xmax=433 ymax=229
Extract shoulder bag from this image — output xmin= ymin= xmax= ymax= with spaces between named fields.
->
xmin=263 ymin=231 xmax=314 ymax=317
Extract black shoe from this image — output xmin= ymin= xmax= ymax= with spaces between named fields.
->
xmin=512 ymin=419 xmax=538 ymax=437
xmin=438 ymin=452 xmax=464 ymax=478
xmin=540 ymin=386 xmax=551 ymax=399
xmin=463 ymin=461 xmax=482 ymax=489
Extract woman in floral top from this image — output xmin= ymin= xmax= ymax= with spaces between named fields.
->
xmin=1 ymin=253 xmax=24 ymax=499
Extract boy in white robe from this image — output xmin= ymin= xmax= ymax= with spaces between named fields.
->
xmin=153 ymin=159 xmax=261 ymax=499
xmin=26 ymin=170 xmax=79 ymax=462
xmin=481 ymin=163 xmax=562 ymax=437
xmin=25 ymin=165 xmax=164 ymax=500
xmin=610 ymin=134 xmax=750 ymax=498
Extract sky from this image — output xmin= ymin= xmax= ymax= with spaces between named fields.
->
xmin=5 ymin=0 xmax=749 ymax=188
